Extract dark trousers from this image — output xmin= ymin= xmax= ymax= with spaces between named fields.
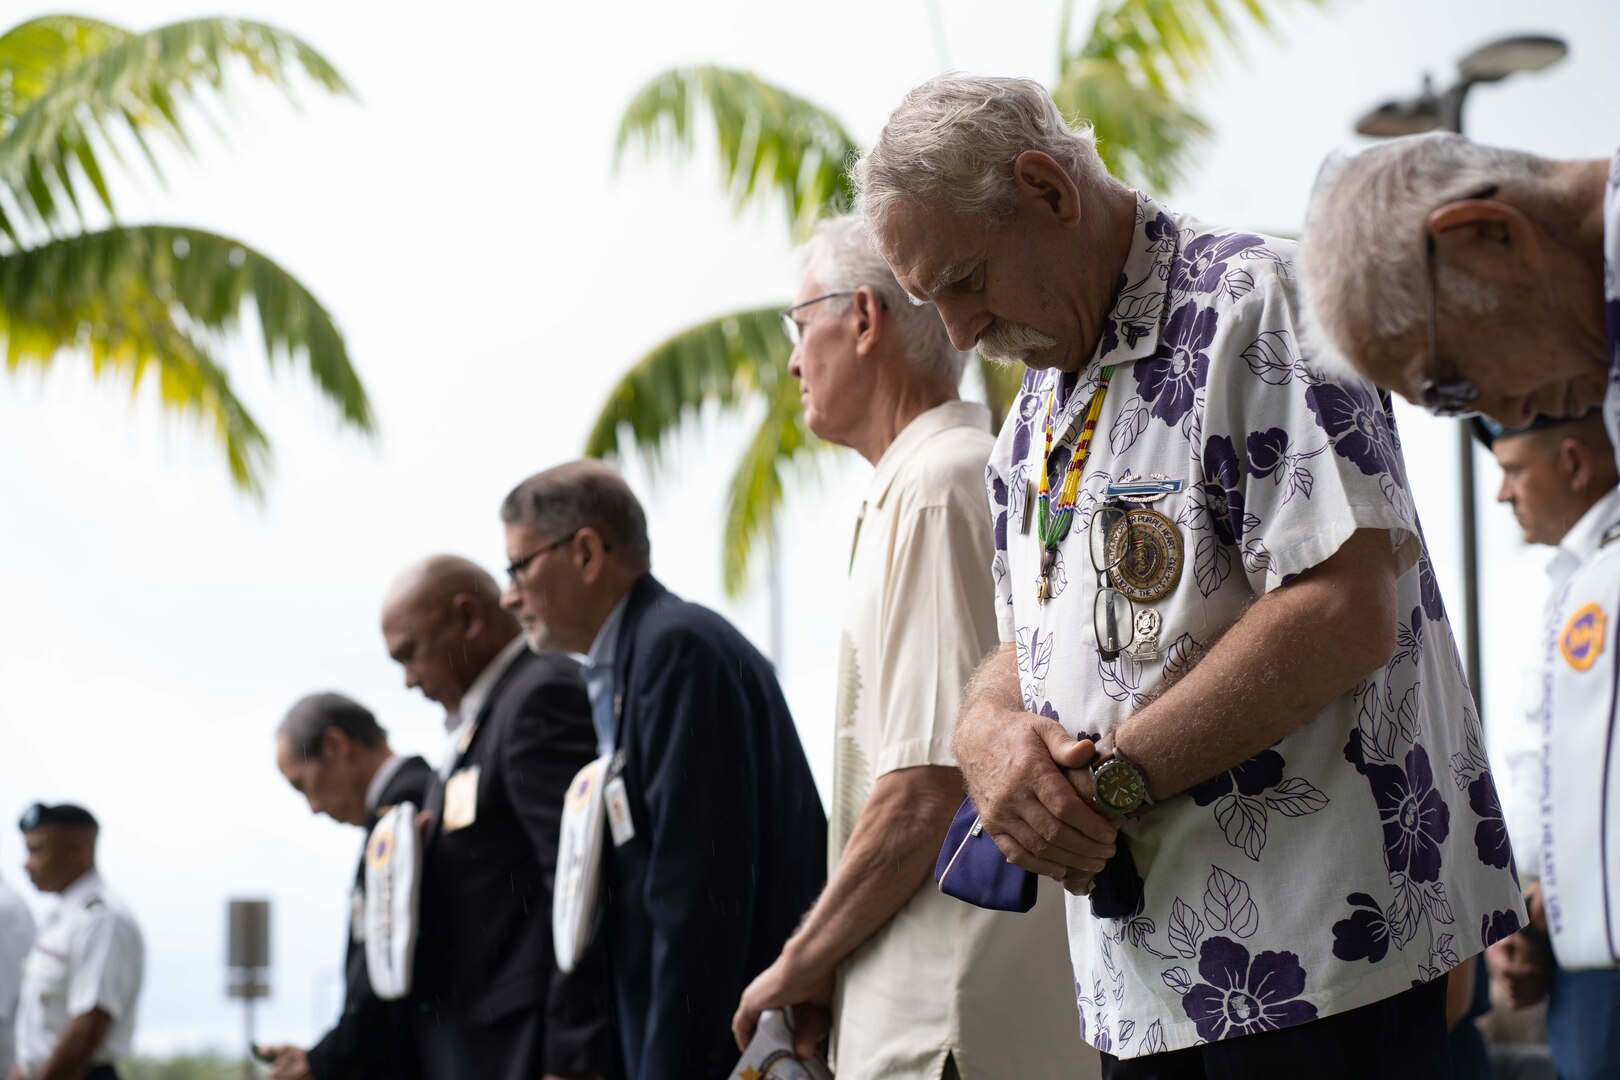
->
xmin=1547 ymin=965 xmax=1620 ymax=1080
xmin=415 ymin=1008 xmax=542 ymax=1080
xmin=84 ymin=1068 xmax=121 ymax=1080
xmin=1100 ymin=976 xmax=1448 ymax=1080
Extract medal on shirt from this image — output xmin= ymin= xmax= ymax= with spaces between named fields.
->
xmin=1101 ymin=507 xmax=1184 ymax=603
xmin=1123 ymin=608 xmax=1164 ymax=662
xmin=1036 ymin=367 xmax=1116 ymax=603
xmin=1106 ymin=470 xmax=1184 ymax=505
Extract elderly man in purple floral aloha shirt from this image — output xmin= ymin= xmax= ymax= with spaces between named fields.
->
xmin=853 ymin=74 xmax=1526 ymax=1079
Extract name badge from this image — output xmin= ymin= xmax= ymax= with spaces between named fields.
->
xmin=443 ymin=766 xmax=480 ymax=832
xmin=604 ymin=775 xmax=636 ymax=847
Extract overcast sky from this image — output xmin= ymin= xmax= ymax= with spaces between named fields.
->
xmin=1 ymin=0 xmax=1615 ymax=1056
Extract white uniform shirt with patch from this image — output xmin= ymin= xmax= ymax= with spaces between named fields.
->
xmin=1539 ymin=526 xmax=1620 ymax=967
xmin=15 ymin=869 xmax=144 ymax=1074
xmin=829 ymin=401 xmax=1094 ymax=1079
xmin=1493 ymin=487 xmax=1620 ymax=878
xmin=986 ymin=193 xmax=1525 ymax=1059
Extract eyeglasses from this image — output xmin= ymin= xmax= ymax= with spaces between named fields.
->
xmin=505 ymin=529 xmax=588 ymax=586
xmin=1090 ymin=504 xmax=1135 ymax=662
xmin=779 ymin=292 xmax=853 ymax=347
xmin=1416 ymin=234 xmax=1481 ymax=419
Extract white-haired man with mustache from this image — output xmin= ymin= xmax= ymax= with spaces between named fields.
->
xmin=854 ymin=73 xmax=1525 ymax=1079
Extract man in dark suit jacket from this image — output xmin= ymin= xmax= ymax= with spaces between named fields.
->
xmin=499 ymin=461 xmax=827 ymax=1080
xmin=381 ymin=555 xmax=611 ymax=1080
xmin=264 ymin=693 xmax=433 ymax=1080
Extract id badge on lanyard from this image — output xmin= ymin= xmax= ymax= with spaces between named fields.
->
xmin=603 ymin=747 xmax=636 ymax=847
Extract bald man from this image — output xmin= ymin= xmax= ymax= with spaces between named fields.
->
xmin=381 ymin=557 xmax=611 ymax=1080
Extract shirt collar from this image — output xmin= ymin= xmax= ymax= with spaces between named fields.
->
xmin=1549 ymin=487 xmax=1620 ymax=585
xmin=584 ymin=590 xmax=633 ymax=675
xmin=364 ymin=753 xmax=405 ymax=815
xmin=457 ymin=634 xmax=528 ymax=727
xmin=868 ymin=400 xmax=992 ymax=507
xmin=59 ymin=867 xmax=103 ymax=907
xmin=1045 ymin=192 xmax=1177 ymax=435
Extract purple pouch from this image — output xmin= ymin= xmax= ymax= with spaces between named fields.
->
xmin=934 ymin=796 xmax=1037 ymax=913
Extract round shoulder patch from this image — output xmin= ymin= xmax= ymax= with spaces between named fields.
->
xmin=367 ymin=820 xmax=395 ymax=872
xmin=1561 ymin=603 xmax=1608 ymax=672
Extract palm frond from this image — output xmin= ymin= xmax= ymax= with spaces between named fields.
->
xmin=0 ymin=255 xmax=270 ymax=493
xmin=1073 ymin=0 xmax=1314 ymax=89
xmin=0 ymin=16 xmax=129 ymax=121
xmin=0 ymin=223 xmax=370 ymax=490
xmin=615 ymin=66 xmax=859 ymax=240
xmin=1056 ymin=0 xmax=1320 ymax=192
xmin=720 ymin=375 xmax=821 ymax=596
xmin=0 ymin=17 xmax=352 ymax=237
xmin=1052 ymin=54 xmax=1211 ymax=193
xmin=584 ymin=305 xmax=790 ymax=468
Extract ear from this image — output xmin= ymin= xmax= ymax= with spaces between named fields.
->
xmin=450 ymin=593 xmax=485 ymax=641
xmin=851 ymin=284 xmax=887 ymax=358
xmin=1560 ymin=435 xmax=1595 ymax=493
xmin=1426 ymin=197 xmax=1545 ymax=288
xmin=576 ymin=527 xmax=610 ymax=586
xmin=1011 ymin=150 xmax=1082 ymax=226
xmin=319 ymin=727 xmax=347 ymax=763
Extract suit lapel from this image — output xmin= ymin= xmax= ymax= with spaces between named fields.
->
xmin=611 ymin=574 xmax=666 ymax=754
xmin=444 ymin=650 xmax=531 ymax=778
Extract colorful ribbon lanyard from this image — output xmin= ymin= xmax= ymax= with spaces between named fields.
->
xmin=1036 ymin=365 xmax=1115 ymax=601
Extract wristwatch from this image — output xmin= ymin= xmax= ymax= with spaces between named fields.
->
xmin=1090 ymin=743 xmax=1155 ymax=818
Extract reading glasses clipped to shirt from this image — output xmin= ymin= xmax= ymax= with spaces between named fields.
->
xmin=1091 ymin=503 xmax=1135 ymax=662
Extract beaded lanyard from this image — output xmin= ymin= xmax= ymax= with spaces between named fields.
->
xmin=1036 ymin=365 xmax=1116 ymax=602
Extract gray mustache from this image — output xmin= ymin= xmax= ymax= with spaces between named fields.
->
xmin=978 ymin=322 xmax=1057 ymax=363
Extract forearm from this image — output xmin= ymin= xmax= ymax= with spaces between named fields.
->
xmin=34 ymin=1011 xmax=110 ymax=1080
xmin=784 ymin=767 xmax=962 ymax=978
xmin=1116 ymin=528 xmax=1397 ymax=799
xmin=956 ymin=643 xmax=1022 ymax=732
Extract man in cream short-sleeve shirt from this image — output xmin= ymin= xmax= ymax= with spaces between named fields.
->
xmin=13 ymin=803 xmax=143 ymax=1080
xmin=732 ymin=215 xmax=1094 ymax=1079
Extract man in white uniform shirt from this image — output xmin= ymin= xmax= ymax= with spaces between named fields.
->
xmin=855 ymin=75 xmax=1524 ymax=1077
xmin=1476 ymin=412 xmax=1620 ymax=1080
xmin=731 ymin=215 xmax=1095 ymax=1078
xmin=12 ymin=804 xmax=142 ymax=1080
xmin=1477 ymin=412 xmax=1619 ymax=901
xmin=0 ymin=867 xmax=36 ymax=1078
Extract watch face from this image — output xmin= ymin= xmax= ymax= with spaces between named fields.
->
xmin=1095 ymin=759 xmax=1146 ymax=814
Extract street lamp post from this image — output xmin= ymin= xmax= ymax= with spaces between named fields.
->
xmin=1352 ymin=33 xmax=1568 ymax=721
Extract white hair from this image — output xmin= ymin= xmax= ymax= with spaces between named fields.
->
xmin=852 ymin=73 xmax=1126 ymax=240
xmin=1301 ymin=132 xmax=1554 ymax=359
xmin=799 ymin=214 xmax=970 ymax=382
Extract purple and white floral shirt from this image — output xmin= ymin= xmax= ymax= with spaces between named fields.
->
xmin=986 ymin=193 xmax=1526 ymax=1059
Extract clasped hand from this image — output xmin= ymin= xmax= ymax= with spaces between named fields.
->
xmin=956 ymin=701 xmax=1122 ymax=895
